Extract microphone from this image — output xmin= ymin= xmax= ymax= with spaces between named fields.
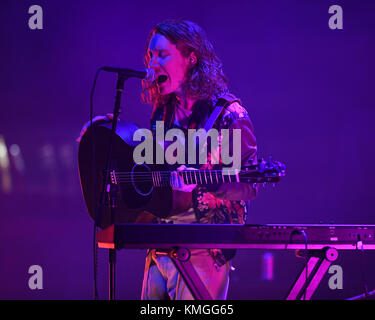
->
xmin=101 ymin=67 xmax=156 ymax=82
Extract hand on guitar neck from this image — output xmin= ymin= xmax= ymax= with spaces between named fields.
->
xmin=170 ymin=165 xmax=198 ymax=215
xmin=171 ymin=165 xmax=198 ymax=192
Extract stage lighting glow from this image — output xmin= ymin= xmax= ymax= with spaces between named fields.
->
xmin=0 ymin=135 xmax=10 ymax=169
xmin=261 ymin=252 xmax=274 ymax=281
xmin=0 ymin=135 xmax=12 ymax=193
xmin=9 ymin=144 xmax=20 ymax=157
xmin=41 ymin=144 xmax=57 ymax=170
xmin=9 ymin=144 xmax=25 ymax=173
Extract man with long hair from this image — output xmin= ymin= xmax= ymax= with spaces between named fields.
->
xmin=140 ymin=19 xmax=258 ymax=300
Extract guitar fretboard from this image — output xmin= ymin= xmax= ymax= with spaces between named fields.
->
xmin=111 ymin=164 xmax=282 ymax=187
xmin=179 ymin=170 xmax=239 ymax=185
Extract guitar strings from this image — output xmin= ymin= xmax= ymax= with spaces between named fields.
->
xmin=113 ymin=170 xmax=260 ymax=176
xmin=100 ymin=168 xmax=277 ymax=185
xmin=108 ymin=174 xmax=275 ymax=185
xmin=112 ymin=171 xmax=234 ymax=185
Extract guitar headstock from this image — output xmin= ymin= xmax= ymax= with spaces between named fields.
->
xmin=240 ymin=157 xmax=286 ymax=183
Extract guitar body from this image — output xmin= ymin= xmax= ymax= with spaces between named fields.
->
xmin=78 ymin=121 xmax=285 ymax=229
xmin=78 ymin=121 xmax=173 ymax=228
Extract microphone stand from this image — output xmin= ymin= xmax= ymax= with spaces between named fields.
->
xmin=95 ymin=72 xmax=127 ymax=300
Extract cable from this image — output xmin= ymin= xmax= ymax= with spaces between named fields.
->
xmin=90 ymin=68 xmax=102 ymax=300
xmin=358 ymin=236 xmax=369 ymax=298
xmin=346 ymin=237 xmax=373 ymax=300
xmin=300 ymin=230 xmax=308 ymax=300
xmin=288 ymin=229 xmax=308 ymax=300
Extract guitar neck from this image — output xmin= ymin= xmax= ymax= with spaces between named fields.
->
xmin=176 ymin=166 xmax=280 ymax=185
xmin=111 ymin=163 xmax=282 ymax=188
xmin=178 ymin=169 xmax=239 ymax=185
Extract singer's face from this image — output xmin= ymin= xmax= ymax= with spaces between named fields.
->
xmin=147 ymin=33 xmax=190 ymax=96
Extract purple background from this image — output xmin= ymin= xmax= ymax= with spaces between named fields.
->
xmin=0 ymin=0 xmax=375 ymax=299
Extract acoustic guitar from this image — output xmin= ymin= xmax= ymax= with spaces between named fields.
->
xmin=78 ymin=121 xmax=286 ymax=228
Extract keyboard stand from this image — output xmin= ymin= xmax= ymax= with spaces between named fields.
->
xmin=285 ymin=247 xmax=339 ymax=300
xmin=96 ymin=224 xmax=375 ymax=300
xmin=154 ymin=247 xmax=213 ymax=300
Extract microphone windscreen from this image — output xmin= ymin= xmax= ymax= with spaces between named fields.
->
xmin=145 ymin=68 xmax=156 ymax=82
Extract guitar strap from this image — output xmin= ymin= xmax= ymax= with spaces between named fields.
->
xmin=203 ymin=104 xmax=224 ymax=132
xmin=203 ymin=94 xmax=241 ymax=131
xmin=200 ymin=94 xmax=241 ymax=264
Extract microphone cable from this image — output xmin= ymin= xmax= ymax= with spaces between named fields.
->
xmin=90 ymin=68 xmax=102 ymax=300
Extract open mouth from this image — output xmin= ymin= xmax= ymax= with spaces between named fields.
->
xmin=157 ymin=75 xmax=168 ymax=85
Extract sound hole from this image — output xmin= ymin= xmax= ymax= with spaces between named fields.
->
xmin=131 ymin=163 xmax=153 ymax=196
